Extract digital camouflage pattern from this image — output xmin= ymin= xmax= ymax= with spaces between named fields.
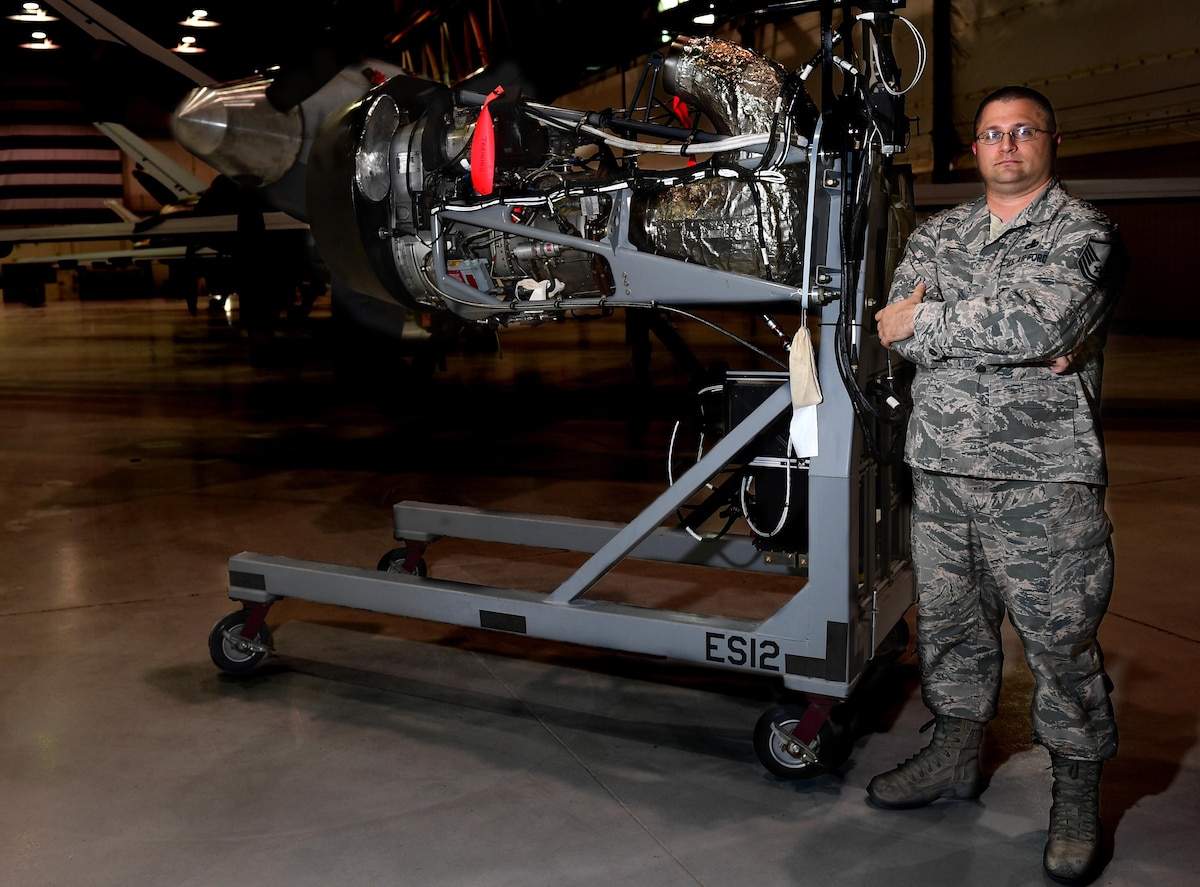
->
xmin=888 ymin=178 xmax=1126 ymax=761
xmin=888 ymin=178 xmax=1128 ymax=484
xmin=911 ymin=469 xmax=1118 ymax=760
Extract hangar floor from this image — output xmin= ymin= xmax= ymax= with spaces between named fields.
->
xmin=1 ymin=295 xmax=1198 ymax=887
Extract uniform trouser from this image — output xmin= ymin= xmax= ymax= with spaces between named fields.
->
xmin=910 ymin=468 xmax=1118 ymax=761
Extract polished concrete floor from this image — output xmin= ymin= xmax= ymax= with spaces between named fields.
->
xmin=1 ymin=294 xmax=1198 ymax=887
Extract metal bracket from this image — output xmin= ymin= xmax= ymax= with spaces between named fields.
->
xmin=770 ymin=722 xmax=820 ymax=763
xmin=220 ymin=628 xmax=271 ymax=656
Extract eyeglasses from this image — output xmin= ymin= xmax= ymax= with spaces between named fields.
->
xmin=974 ymin=126 xmax=1053 ymax=145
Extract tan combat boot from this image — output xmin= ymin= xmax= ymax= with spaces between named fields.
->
xmin=1044 ymin=756 xmax=1104 ymax=884
xmin=867 ymin=716 xmax=985 ymax=809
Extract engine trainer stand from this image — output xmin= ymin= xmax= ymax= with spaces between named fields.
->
xmin=210 ymin=372 xmax=913 ymax=779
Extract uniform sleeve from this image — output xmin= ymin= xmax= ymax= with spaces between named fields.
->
xmin=912 ymin=213 xmax=1127 ymax=366
xmin=885 ymin=218 xmax=945 ymax=367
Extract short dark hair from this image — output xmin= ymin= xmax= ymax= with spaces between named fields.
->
xmin=973 ymin=86 xmax=1057 ymax=135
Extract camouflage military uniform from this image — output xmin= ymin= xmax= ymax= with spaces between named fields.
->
xmin=888 ymin=178 xmax=1127 ymax=761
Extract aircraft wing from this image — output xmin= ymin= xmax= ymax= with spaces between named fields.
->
xmin=1 ymin=220 xmax=140 ymax=247
xmin=126 ymin=211 xmax=309 ymax=237
xmin=0 ymin=117 xmax=308 ymax=262
xmin=4 ymin=245 xmax=219 ymax=266
xmin=41 ymin=0 xmax=215 ymax=87
xmin=94 ymin=122 xmax=209 ymax=203
xmin=1 ymin=211 xmax=307 ymax=253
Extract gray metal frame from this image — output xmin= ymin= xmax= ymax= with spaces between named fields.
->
xmin=226 ymin=361 xmax=913 ymax=699
xmin=222 ymin=124 xmax=915 ymax=705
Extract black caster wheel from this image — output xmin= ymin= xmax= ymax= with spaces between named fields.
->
xmin=377 ymin=546 xmax=428 ymax=576
xmin=208 ymin=610 xmax=272 ymax=675
xmin=753 ymin=701 xmax=851 ymax=779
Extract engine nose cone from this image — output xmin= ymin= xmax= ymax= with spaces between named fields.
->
xmin=172 ymin=76 xmax=304 ymax=187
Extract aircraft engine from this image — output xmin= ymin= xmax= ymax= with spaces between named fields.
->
xmin=168 ymin=1 xmax=920 ymax=470
xmin=304 ymin=34 xmax=825 ymax=323
xmin=629 ymin=36 xmax=814 ymax=282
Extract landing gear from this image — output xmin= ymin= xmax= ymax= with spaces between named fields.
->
xmin=753 ymin=696 xmax=851 ymax=779
xmin=208 ymin=607 xmax=272 ymax=674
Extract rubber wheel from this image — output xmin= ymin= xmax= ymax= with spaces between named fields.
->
xmin=208 ymin=610 xmax=272 ymax=675
xmin=376 ymin=546 xmax=428 ymax=576
xmin=753 ymin=702 xmax=851 ymax=779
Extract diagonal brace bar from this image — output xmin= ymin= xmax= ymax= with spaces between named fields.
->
xmin=546 ymin=381 xmax=793 ymax=603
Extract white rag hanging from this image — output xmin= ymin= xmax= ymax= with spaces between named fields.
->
xmin=788 ymin=326 xmax=823 ymax=458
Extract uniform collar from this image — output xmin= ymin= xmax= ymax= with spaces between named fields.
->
xmin=953 ymin=177 xmax=1064 ymax=242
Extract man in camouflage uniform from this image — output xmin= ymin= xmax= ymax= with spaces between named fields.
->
xmin=871 ymin=86 xmax=1127 ymax=885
